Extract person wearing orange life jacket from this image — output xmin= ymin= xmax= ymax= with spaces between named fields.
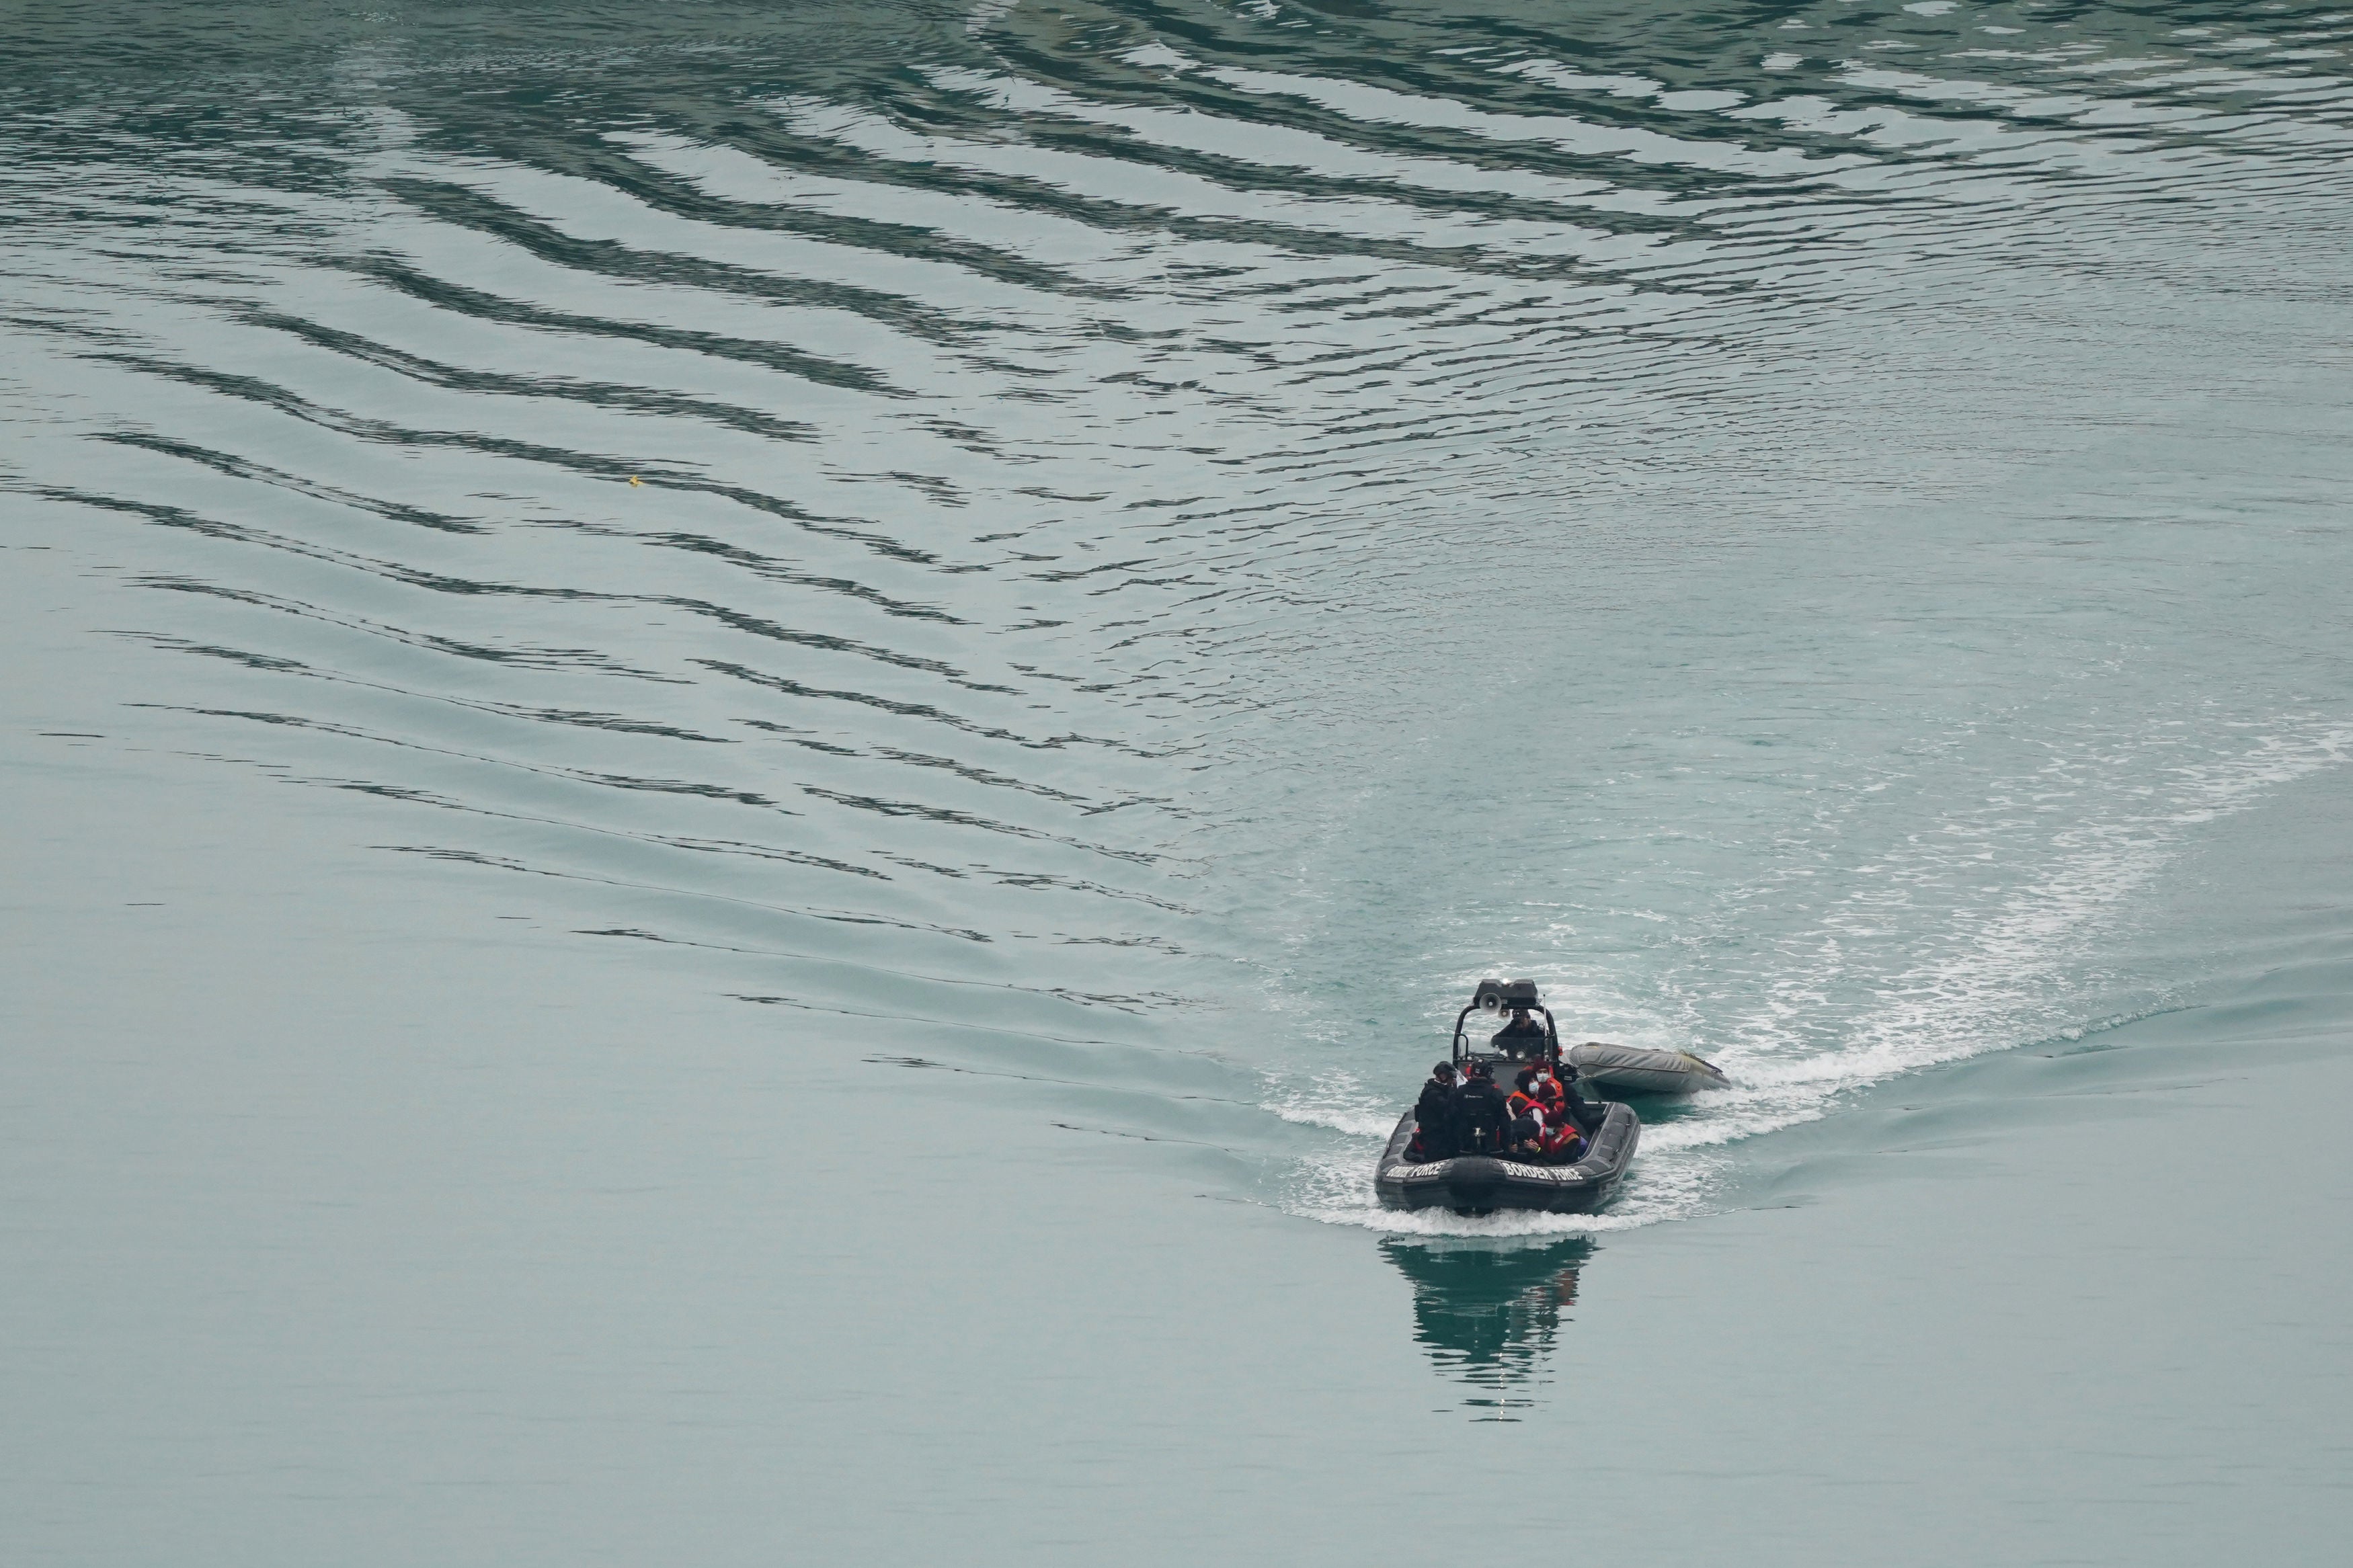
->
xmin=1505 ymin=1067 xmax=1542 ymax=1126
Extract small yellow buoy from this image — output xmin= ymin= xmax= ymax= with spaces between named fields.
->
xmin=628 ymin=475 xmax=642 ymax=487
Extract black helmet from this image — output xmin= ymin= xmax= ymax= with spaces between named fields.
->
xmin=1433 ymin=1061 xmax=1456 ymax=1078
xmin=1467 ymin=1059 xmax=1493 ymax=1078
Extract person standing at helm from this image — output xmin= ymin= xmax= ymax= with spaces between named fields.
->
xmin=1490 ymin=1005 xmax=1548 ymax=1059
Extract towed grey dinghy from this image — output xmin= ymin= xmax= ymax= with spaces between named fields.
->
xmin=1564 ymin=1041 xmax=1730 ymax=1095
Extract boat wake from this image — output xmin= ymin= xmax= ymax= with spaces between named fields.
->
xmin=1271 ymin=720 xmax=2353 ymax=1235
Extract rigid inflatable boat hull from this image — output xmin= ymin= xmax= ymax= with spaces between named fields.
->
xmin=1374 ymin=1101 xmax=1640 ymax=1216
xmin=1564 ymin=1042 xmax=1730 ymax=1095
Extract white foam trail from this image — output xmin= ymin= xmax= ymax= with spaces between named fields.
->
xmin=1271 ymin=719 xmax=2353 ymax=1233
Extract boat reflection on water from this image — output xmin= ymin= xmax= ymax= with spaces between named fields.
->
xmin=1381 ymin=1236 xmax=1593 ymax=1420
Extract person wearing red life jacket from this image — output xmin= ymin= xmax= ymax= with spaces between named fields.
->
xmin=1530 ymin=1066 xmax=1567 ymax=1121
xmin=1541 ymin=1113 xmax=1587 ymax=1163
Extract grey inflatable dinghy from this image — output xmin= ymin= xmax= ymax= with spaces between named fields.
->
xmin=1376 ymin=1100 xmax=1640 ymax=1216
xmin=1564 ymin=1042 xmax=1730 ymax=1095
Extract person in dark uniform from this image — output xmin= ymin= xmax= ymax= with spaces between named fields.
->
xmin=1408 ymin=1062 xmax=1458 ymax=1161
xmin=1490 ymin=1006 xmax=1548 ymax=1060
xmin=1446 ymin=1059 xmax=1511 ymax=1156
xmin=1546 ymin=1060 xmax=1605 ymax=1136
xmin=1503 ymin=1104 xmax=1547 ymax=1162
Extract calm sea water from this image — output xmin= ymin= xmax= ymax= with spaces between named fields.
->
xmin=6 ymin=2 xmax=2351 ymax=1561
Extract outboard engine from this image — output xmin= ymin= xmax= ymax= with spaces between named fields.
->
xmin=1445 ymin=1158 xmax=1507 ymax=1214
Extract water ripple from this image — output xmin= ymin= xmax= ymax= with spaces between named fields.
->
xmin=9 ymin=0 xmax=2353 ymax=1234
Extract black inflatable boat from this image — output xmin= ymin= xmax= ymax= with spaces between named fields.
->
xmin=1374 ymin=979 xmax=1641 ymax=1216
